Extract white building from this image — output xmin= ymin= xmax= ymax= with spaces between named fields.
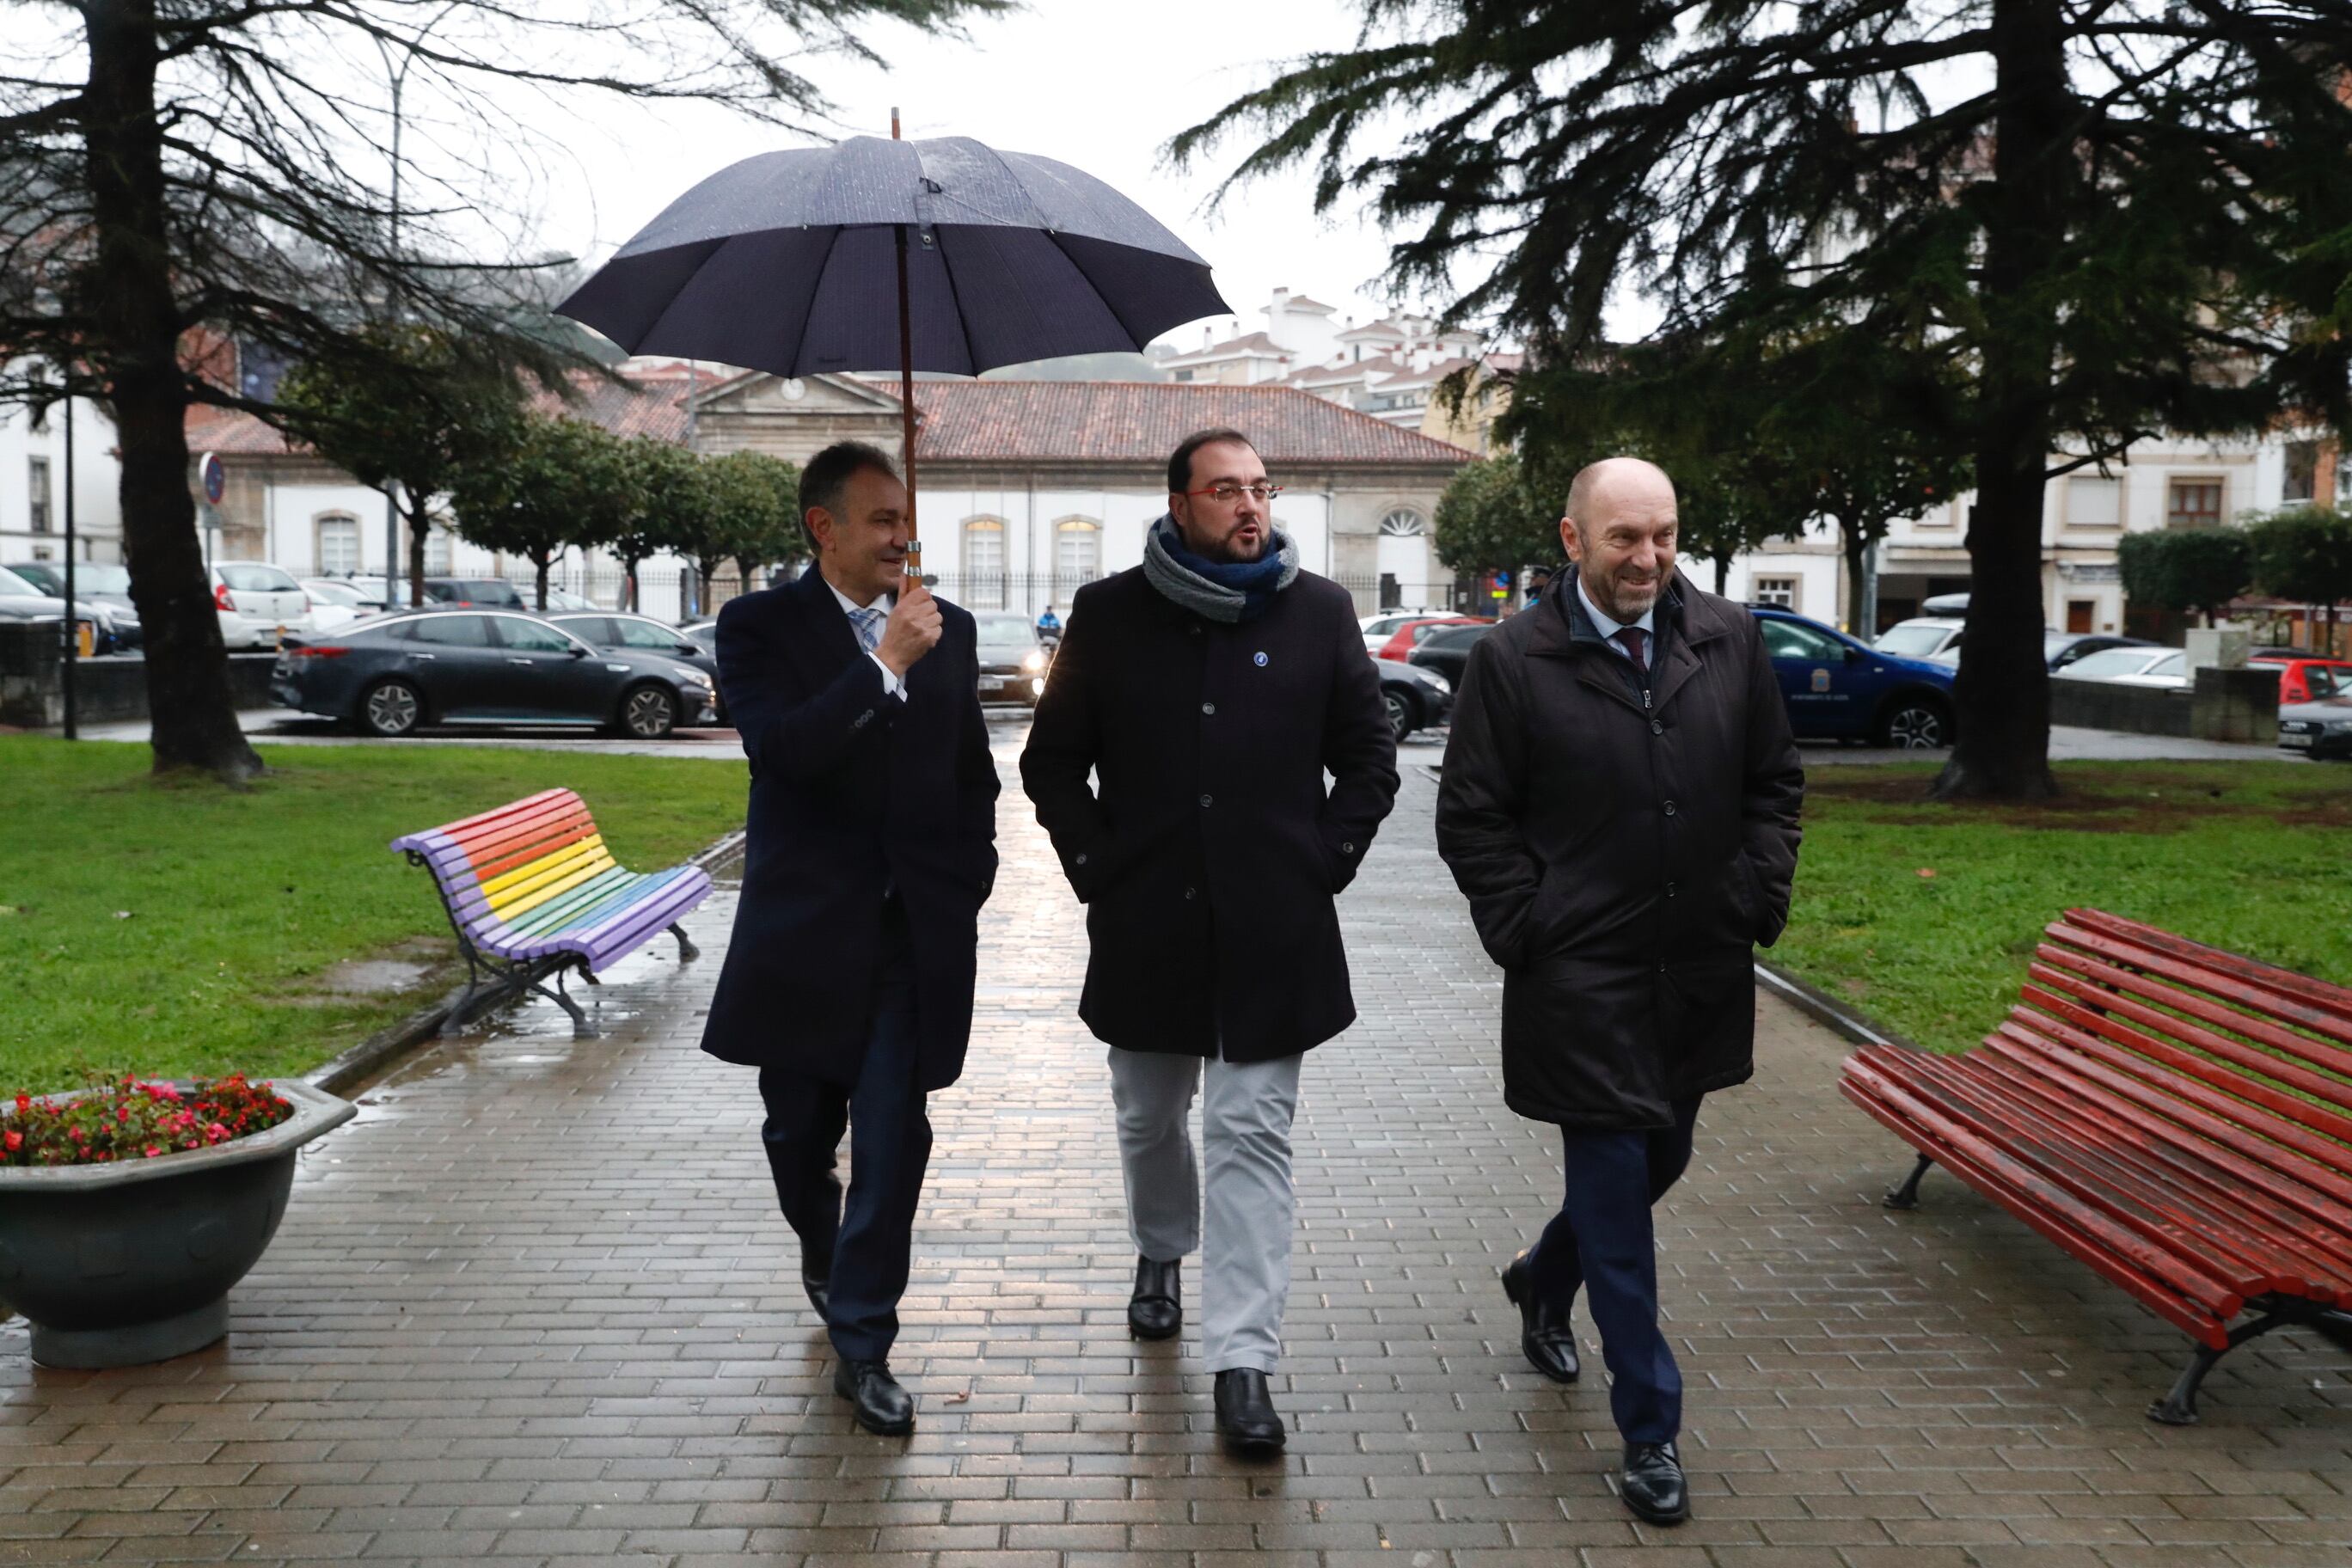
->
xmin=0 ymin=383 xmax=124 ymax=567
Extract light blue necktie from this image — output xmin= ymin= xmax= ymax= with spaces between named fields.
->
xmin=848 ymin=605 xmax=885 ymax=653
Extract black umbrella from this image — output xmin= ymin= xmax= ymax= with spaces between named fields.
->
xmin=558 ymin=113 xmax=1230 ymax=572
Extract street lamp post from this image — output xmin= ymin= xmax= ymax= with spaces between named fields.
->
xmin=61 ymin=383 xmax=77 ymax=739
xmin=375 ymin=3 xmax=460 ymax=609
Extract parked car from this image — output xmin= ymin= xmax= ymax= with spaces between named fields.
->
xmin=1754 ymin=605 xmax=1957 ymax=748
xmin=1359 ymin=607 xmax=1449 ymax=653
xmin=680 ymin=618 xmax=718 ymax=656
xmin=2277 ymin=695 xmax=2352 ymax=761
xmin=271 ymin=609 xmax=717 ymax=738
xmin=209 ymin=560 xmax=313 ymax=650
xmin=2247 ymin=652 xmax=2351 ymax=705
xmin=7 ymin=560 xmax=138 ymax=617
xmin=419 ymin=576 xmax=528 ymax=609
xmin=1372 ymin=615 xmax=1491 ymax=662
xmin=297 ymin=578 xmax=377 ymax=633
xmin=1405 ymin=621 xmax=1495 ymax=686
xmin=971 ymin=611 xmax=1052 ymax=706
xmin=1377 ymin=657 xmax=1453 ymax=740
xmin=548 ymin=611 xmax=725 ymax=722
xmin=527 ymin=585 xmax=598 ymax=612
xmin=2054 ymin=646 xmax=2187 ymax=688
xmin=1875 ymin=616 xmax=2155 ymax=674
xmin=0 ymin=563 xmax=138 ymax=652
xmin=2044 ymin=631 xmax=2156 ymax=671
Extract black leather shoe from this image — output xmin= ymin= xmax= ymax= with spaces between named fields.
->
xmin=1211 ymin=1368 xmax=1285 ymax=1455
xmin=1128 ymin=1256 xmax=1182 ymax=1340
xmin=802 ymin=1271 xmax=830 ymax=1320
xmin=1499 ymin=1249 xmax=1579 ymax=1382
xmin=833 ymin=1358 xmax=915 ymax=1436
xmin=1620 ymin=1440 xmax=1689 ymax=1524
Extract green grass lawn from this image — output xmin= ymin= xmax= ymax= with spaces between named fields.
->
xmin=1773 ymin=760 xmax=2352 ymax=1053
xmin=0 ymin=738 xmax=745 ymax=1087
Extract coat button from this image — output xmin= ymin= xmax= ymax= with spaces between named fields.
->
xmin=1651 ymin=719 xmax=1663 ymax=735
xmin=1666 ymin=881 xmax=1678 ymax=897
xmin=1199 ymin=793 xmax=1214 ymax=808
xmin=1342 ymin=842 xmax=1355 ymax=854
xmin=1663 ymin=800 xmax=1677 ymax=816
xmin=1202 ymin=701 xmax=1216 ymax=715
xmin=1075 ymin=853 xmax=1088 ymax=867
xmin=1184 ymin=886 xmax=1197 ymax=900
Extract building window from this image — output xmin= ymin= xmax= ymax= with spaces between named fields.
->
xmin=2066 ymin=475 xmax=2121 ymax=528
xmin=315 ymin=513 xmax=359 ymax=574
xmin=960 ymin=517 xmax=1006 ymax=608
xmin=1379 ymin=508 xmax=1426 ymax=537
xmin=423 ymin=525 xmax=453 ymax=574
xmin=1752 ymin=576 xmax=1798 ymax=609
xmin=2166 ymin=479 xmax=2223 ymax=530
xmin=28 ymin=457 xmax=51 ymax=533
xmin=1055 ymin=518 xmax=1101 ymax=585
xmin=1172 ymin=369 xmax=1192 ymax=383
xmin=2284 ymin=440 xmax=2319 ymax=504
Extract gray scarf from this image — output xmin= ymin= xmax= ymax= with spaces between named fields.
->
xmin=1141 ymin=512 xmax=1301 ymax=623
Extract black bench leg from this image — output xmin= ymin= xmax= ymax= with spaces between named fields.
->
xmin=439 ymin=979 xmax=480 ymax=1038
xmin=2147 ymin=1304 xmax=2331 ymax=1426
xmin=1883 ymin=1154 xmax=1934 ymax=1210
xmin=532 ymin=965 xmax=599 ymax=1041
xmin=670 ymin=922 xmax=700 ymax=963
xmin=2150 ymin=1342 xmax=2227 ymax=1426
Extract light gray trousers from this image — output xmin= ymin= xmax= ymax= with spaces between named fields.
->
xmin=1106 ymin=1044 xmax=1304 ymax=1373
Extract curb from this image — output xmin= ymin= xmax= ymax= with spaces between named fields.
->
xmin=303 ymin=827 xmax=747 ymax=1097
xmin=1750 ymin=957 xmax=1921 ymax=1050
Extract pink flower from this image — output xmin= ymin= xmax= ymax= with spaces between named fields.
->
xmin=12 ymin=1094 xmax=27 ymax=1114
xmin=116 ymin=1106 xmax=132 ymax=1123
xmin=3 ymin=1131 xmax=20 ymax=1153
xmin=144 ymin=1146 xmax=162 ymax=1158
xmin=205 ymin=1123 xmax=230 ymax=1144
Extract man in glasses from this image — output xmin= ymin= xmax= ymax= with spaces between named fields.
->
xmin=1022 ymin=426 xmax=1399 ymax=1455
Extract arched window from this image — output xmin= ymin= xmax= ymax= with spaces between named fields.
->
xmin=1054 ymin=518 xmax=1101 ymax=586
xmin=1379 ymin=508 xmax=1426 ymax=538
xmin=315 ymin=512 xmax=360 ymax=574
xmin=961 ymin=517 xmax=1007 ymax=608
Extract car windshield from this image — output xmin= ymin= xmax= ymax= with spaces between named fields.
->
xmin=1875 ymin=623 xmax=1955 ymax=657
xmin=2064 ymin=647 xmax=2161 ymax=678
xmin=973 ymin=614 xmax=1036 ymax=647
xmin=305 ymin=581 xmax=363 ymax=605
xmin=0 ymin=566 xmax=43 ymax=597
xmin=2306 ymin=665 xmax=2343 ymax=699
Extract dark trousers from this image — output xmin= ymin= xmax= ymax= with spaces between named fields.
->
xmin=756 ymin=902 xmax=929 ymax=1363
xmin=1525 ymin=1094 xmax=1703 ymax=1446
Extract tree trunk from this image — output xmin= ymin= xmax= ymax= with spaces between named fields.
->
xmin=83 ymin=0 xmax=260 ymax=781
xmin=533 ymin=555 xmax=550 ymax=610
xmin=1712 ymin=553 xmax=1731 ymax=597
xmin=1841 ymin=520 xmax=1869 ymax=636
xmin=1932 ymin=0 xmax=2066 ymax=803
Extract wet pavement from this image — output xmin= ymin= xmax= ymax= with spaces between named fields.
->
xmin=3 ymin=731 xmax=2348 ymax=1566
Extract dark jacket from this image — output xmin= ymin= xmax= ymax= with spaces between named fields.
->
xmin=1020 ymin=566 xmax=1400 ymax=1061
xmin=699 ymin=566 xmax=999 ymax=1091
xmin=1436 ymin=570 xmax=1803 ymax=1129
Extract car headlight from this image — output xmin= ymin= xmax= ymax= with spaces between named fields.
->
xmin=2326 ymin=719 xmax=2352 ymax=733
xmin=1021 ymin=649 xmax=1046 ymax=672
xmin=1424 ymin=672 xmax=1451 ymax=694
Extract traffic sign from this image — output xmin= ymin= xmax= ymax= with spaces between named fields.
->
xmin=199 ymin=452 xmax=225 ymax=505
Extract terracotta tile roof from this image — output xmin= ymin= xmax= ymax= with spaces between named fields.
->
xmin=1161 ymin=330 xmax=1290 ymax=364
xmin=898 ymin=381 xmax=1474 ymax=466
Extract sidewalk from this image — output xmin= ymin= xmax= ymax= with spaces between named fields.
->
xmin=3 ymin=759 xmax=2347 ymax=1565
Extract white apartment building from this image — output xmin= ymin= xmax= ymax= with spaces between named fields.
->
xmin=0 ymin=382 xmax=124 ymax=568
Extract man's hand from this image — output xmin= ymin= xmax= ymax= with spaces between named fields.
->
xmin=876 ymin=580 xmax=944 ymax=677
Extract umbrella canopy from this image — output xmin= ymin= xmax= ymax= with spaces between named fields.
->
xmin=557 ymin=135 xmax=1230 ymax=377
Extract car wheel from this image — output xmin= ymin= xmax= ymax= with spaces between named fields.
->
xmin=1877 ymin=695 xmax=1952 ymax=750
xmin=359 ymin=678 xmax=423 ymax=738
xmin=1382 ymin=687 xmax=1418 ymax=740
xmin=619 ymin=683 xmax=677 ymax=739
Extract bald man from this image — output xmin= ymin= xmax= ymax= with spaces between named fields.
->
xmin=1435 ymin=457 xmax=1803 ymax=1525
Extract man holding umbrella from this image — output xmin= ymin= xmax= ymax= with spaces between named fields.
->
xmin=1021 ymin=428 xmax=1399 ymax=1455
xmin=699 ymin=440 xmax=999 ymax=1437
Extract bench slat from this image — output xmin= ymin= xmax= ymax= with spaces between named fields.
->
xmin=2037 ymin=938 xmax=2352 ymax=1078
xmin=2063 ymin=910 xmax=2352 ymax=1024
xmin=1864 ymin=1050 xmax=2288 ymax=1306
xmin=1841 ymin=1064 xmax=2234 ymax=1348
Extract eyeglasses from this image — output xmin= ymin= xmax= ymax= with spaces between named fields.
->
xmin=1182 ymin=483 xmax=1283 ymax=505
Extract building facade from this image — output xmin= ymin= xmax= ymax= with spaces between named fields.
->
xmin=0 ymin=385 xmax=124 ymax=568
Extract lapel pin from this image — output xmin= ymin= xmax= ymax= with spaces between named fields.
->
xmin=1253 ymin=651 xmax=1269 ymax=667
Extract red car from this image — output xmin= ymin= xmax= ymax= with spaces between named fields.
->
xmin=2249 ymin=649 xmax=2351 ymax=704
xmin=1371 ymin=616 xmax=1492 ymax=662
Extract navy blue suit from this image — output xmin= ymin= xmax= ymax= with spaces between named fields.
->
xmin=701 ymin=565 xmax=998 ymax=1360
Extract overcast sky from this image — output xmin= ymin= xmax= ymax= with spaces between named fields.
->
xmin=517 ymin=0 xmax=1434 ymax=352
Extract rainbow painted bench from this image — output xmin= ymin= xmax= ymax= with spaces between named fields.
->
xmin=391 ymin=788 xmax=711 ymax=1038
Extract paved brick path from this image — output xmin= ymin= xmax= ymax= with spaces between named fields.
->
xmin=6 ymin=734 xmax=2349 ymax=1565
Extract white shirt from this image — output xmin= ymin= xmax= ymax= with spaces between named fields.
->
xmin=1576 ymin=576 xmax=1657 ymax=667
xmin=827 ymin=579 xmax=908 ymax=701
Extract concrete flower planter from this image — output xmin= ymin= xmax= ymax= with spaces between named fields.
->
xmin=0 ymin=1080 xmax=355 ymax=1368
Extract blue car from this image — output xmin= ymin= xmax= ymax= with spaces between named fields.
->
xmin=1751 ymin=606 xmax=1957 ymax=749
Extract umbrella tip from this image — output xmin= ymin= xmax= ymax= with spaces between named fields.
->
xmin=891 ymin=107 xmax=901 ymax=140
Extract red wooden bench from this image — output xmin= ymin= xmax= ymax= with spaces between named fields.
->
xmin=1841 ymin=908 xmax=2352 ymax=1424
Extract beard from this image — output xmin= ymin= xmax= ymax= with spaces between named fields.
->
xmin=1202 ymin=529 xmax=1265 ymax=564
xmin=1589 ymin=569 xmax=1662 ymax=622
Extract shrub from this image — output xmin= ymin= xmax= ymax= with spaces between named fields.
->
xmin=2 ymin=1073 xmax=293 ymax=1167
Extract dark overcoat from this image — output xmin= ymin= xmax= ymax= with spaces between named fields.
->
xmin=699 ymin=566 xmax=999 ymax=1092
xmin=1020 ymin=567 xmax=1400 ymax=1062
xmin=1435 ymin=570 xmax=1803 ymax=1130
